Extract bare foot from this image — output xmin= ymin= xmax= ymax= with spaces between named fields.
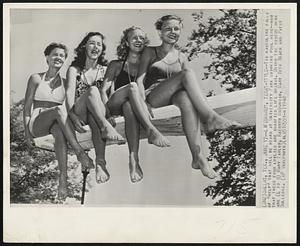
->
xmin=77 ymin=151 xmax=94 ymax=172
xmin=147 ymin=128 xmax=170 ymax=147
xmin=192 ymin=154 xmax=217 ymax=179
xmin=102 ymin=124 xmax=125 ymax=141
xmin=129 ymin=157 xmax=143 ymax=183
xmin=205 ymin=113 xmax=242 ymax=134
xmin=95 ymin=159 xmax=110 ymax=183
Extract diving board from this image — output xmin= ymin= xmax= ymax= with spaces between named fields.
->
xmin=34 ymin=87 xmax=256 ymax=152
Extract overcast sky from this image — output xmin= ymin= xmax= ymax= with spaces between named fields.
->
xmin=10 ymin=8 xmax=224 ymax=102
xmin=8 ymin=7 xmax=226 ymax=205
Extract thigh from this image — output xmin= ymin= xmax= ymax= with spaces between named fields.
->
xmin=106 ymin=84 xmax=130 ymax=115
xmin=73 ymin=92 xmax=89 ymax=123
xmin=31 ymin=107 xmax=60 ymax=138
xmin=147 ymin=73 xmax=183 ymax=108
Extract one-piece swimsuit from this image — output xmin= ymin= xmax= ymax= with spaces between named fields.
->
xmin=144 ymin=47 xmax=183 ymax=97
xmin=114 ymin=60 xmax=135 ymax=91
xmin=75 ymin=64 xmax=107 ymax=100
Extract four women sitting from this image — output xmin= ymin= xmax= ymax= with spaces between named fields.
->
xmin=24 ymin=15 xmax=241 ymax=200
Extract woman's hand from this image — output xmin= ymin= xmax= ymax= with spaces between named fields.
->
xmin=69 ymin=112 xmax=86 ymax=133
xmin=107 ymin=116 xmax=116 ymax=128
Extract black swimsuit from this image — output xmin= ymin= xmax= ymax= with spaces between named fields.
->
xmin=114 ymin=60 xmax=135 ymax=91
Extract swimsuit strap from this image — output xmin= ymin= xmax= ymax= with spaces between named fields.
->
xmin=121 ymin=59 xmax=127 ymax=70
xmin=154 ymin=47 xmax=158 ymax=58
xmin=41 ymin=71 xmax=62 ymax=85
xmin=115 ymin=60 xmax=128 ymax=80
xmin=177 ymin=50 xmax=183 ymax=66
xmin=41 ymin=72 xmax=47 ymax=81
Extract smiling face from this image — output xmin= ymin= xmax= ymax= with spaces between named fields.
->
xmin=85 ymin=35 xmax=103 ymax=60
xmin=46 ymin=48 xmax=66 ymax=69
xmin=159 ymin=19 xmax=182 ymax=44
xmin=126 ymin=29 xmax=146 ymax=53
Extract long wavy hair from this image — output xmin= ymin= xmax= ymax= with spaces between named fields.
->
xmin=116 ymin=26 xmax=149 ymax=60
xmin=71 ymin=32 xmax=108 ymax=70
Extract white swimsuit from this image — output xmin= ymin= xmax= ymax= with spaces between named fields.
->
xmin=34 ymin=72 xmax=65 ymax=104
xmin=29 ymin=72 xmax=65 ymax=137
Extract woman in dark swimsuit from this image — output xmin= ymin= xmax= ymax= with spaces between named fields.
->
xmin=65 ymin=32 xmax=125 ymax=183
xmin=101 ymin=27 xmax=170 ymax=183
xmin=136 ymin=15 xmax=241 ymax=179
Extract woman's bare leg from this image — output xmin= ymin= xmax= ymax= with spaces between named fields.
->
xmin=50 ymin=123 xmax=69 ymax=199
xmin=147 ymin=69 xmax=241 ymax=133
xmin=172 ymin=91 xmax=217 ymax=179
xmin=107 ymin=83 xmax=170 ymax=147
xmin=122 ymin=101 xmax=143 ymax=183
xmin=74 ymin=86 xmax=124 ymax=141
xmin=87 ymin=113 xmax=110 ymax=183
xmin=31 ymin=106 xmax=94 ymax=171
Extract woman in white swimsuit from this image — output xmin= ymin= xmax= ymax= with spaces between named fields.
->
xmin=23 ymin=43 xmax=93 ymax=200
xmin=136 ymin=15 xmax=242 ymax=179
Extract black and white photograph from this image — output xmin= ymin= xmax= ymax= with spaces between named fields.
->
xmin=3 ymin=3 xmax=296 ymax=243
xmin=9 ymin=7 xmax=256 ymax=206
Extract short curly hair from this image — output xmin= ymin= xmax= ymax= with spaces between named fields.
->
xmin=116 ymin=26 xmax=149 ymax=60
xmin=71 ymin=32 xmax=108 ymax=70
xmin=155 ymin=15 xmax=183 ymax=30
xmin=44 ymin=42 xmax=68 ymax=58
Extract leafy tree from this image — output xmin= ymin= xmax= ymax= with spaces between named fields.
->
xmin=10 ymin=100 xmax=83 ymax=204
xmin=184 ymin=9 xmax=257 ymax=92
xmin=184 ymin=10 xmax=257 ymax=205
xmin=204 ymin=127 xmax=256 ymax=206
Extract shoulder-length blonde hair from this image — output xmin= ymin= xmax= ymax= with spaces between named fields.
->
xmin=116 ymin=26 xmax=150 ymax=60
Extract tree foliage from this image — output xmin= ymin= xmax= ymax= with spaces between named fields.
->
xmin=183 ymin=10 xmax=257 ymax=205
xmin=185 ymin=9 xmax=257 ymax=92
xmin=10 ymin=100 xmax=82 ymax=204
xmin=204 ymin=127 xmax=256 ymax=206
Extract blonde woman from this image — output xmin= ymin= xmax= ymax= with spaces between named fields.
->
xmin=136 ymin=15 xmax=241 ymax=179
xmin=100 ymin=27 xmax=170 ymax=183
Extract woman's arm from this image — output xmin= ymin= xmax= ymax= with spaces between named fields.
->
xmin=65 ymin=66 xmax=86 ymax=133
xmin=23 ymin=74 xmax=39 ymax=146
xmin=180 ymin=52 xmax=190 ymax=70
xmin=136 ymin=47 xmax=153 ymax=100
xmin=101 ymin=61 xmax=117 ymax=106
xmin=65 ymin=66 xmax=78 ymax=113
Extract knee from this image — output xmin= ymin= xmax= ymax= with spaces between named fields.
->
xmin=88 ymin=86 xmax=100 ymax=97
xmin=180 ymin=68 xmax=195 ymax=81
xmin=128 ymin=82 xmax=139 ymax=94
xmin=54 ymin=106 xmax=67 ymax=118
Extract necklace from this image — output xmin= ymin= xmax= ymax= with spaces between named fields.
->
xmin=82 ymin=65 xmax=100 ymax=85
xmin=126 ymin=62 xmax=137 ymax=83
xmin=44 ymin=72 xmax=59 ymax=93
